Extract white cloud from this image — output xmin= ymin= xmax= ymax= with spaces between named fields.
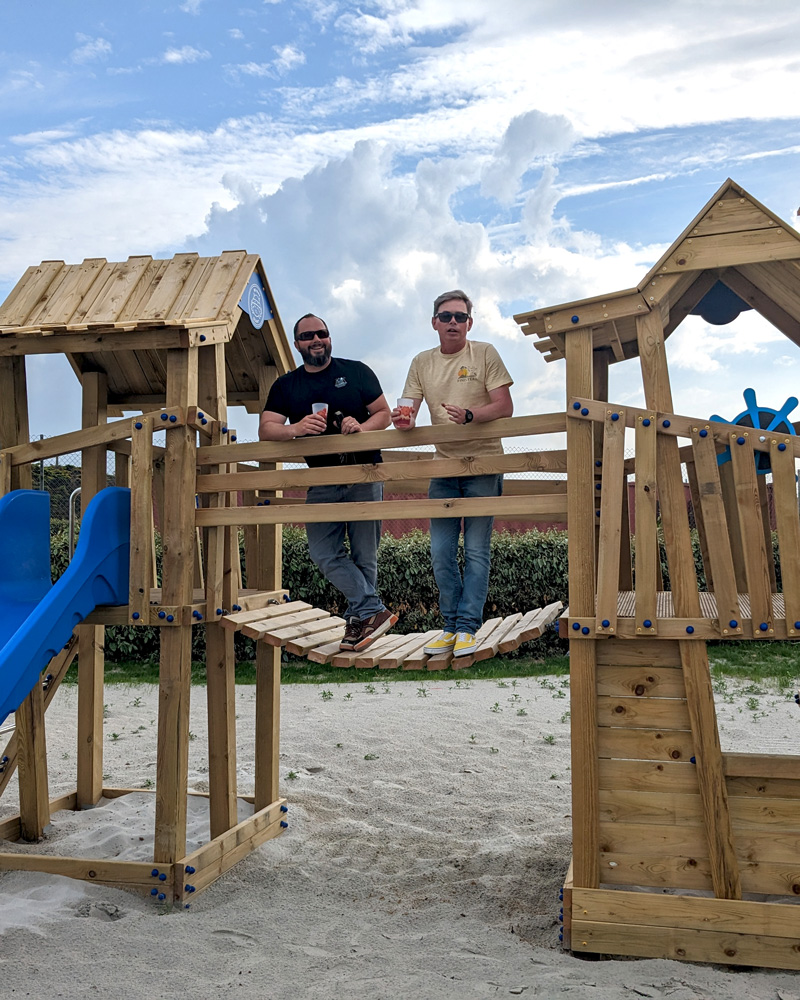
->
xmin=71 ymin=35 xmax=112 ymax=65
xmin=162 ymin=46 xmax=211 ymax=65
xmin=180 ymin=0 xmax=204 ymax=12
xmin=229 ymin=28 xmax=245 ymax=40
xmin=273 ymin=44 xmax=305 ymax=75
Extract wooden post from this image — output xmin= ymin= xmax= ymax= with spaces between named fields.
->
xmin=154 ymin=348 xmax=197 ymax=864
xmin=0 ymin=356 xmax=32 ymax=490
xmin=200 ymin=343 xmax=238 ymax=838
xmin=77 ymin=371 xmax=108 ymax=808
xmin=565 ymin=327 xmax=599 ymax=890
xmin=16 ymin=677 xmax=49 ymax=840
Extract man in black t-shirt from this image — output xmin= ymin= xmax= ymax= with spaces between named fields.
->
xmin=259 ymin=313 xmax=397 ymax=652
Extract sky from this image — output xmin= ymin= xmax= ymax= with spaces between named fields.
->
xmin=2 ymin=0 xmax=800 ymax=442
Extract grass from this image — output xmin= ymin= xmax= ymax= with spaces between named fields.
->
xmin=60 ymin=640 xmax=800 ymax=687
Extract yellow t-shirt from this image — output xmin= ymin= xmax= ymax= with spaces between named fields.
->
xmin=402 ymin=340 xmax=513 ymax=459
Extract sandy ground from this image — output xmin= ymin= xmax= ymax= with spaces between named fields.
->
xmin=1 ymin=672 xmax=800 ymax=999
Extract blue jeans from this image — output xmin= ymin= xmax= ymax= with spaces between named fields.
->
xmin=306 ymin=482 xmax=386 ymax=621
xmin=428 ymin=474 xmax=503 ymax=635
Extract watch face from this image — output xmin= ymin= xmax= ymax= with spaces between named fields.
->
xmin=464 ymin=409 xmax=473 ymax=423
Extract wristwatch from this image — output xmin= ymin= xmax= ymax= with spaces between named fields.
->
xmin=463 ymin=409 xmax=473 ymax=424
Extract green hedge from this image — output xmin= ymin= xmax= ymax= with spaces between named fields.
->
xmin=52 ymin=525 xmax=570 ymax=663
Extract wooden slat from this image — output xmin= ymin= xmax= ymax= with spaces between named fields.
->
xmin=206 ymin=622 xmax=238 ymax=838
xmin=596 ymin=662 xmax=686 ymax=698
xmin=379 ymin=629 xmax=441 ymax=669
xmin=186 ymin=250 xmax=248 ymax=321
xmin=770 ymin=439 xmax=800 ymax=633
xmin=82 ymin=256 xmax=153 ymax=324
xmin=15 ymin=681 xmax=50 ymax=840
xmin=596 ymin=637 xmax=681 ymax=667
xmin=262 ymin=615 xmax=345 ymax=647
xmin=728 ymin=433 xmax=773 ymax=633
xmin=690 ymin=428 xmax=742 ymax=632
xmin=661 ymin=227 xmax=800 ymax=273
xmin=166 ymin=256 xmax=217 ymax=321
xmin=352 ymin=633 xmax=409 ymax=668
xmin=497 ymin=602 xmax=562 ymax=652
xmin=634 ymin=412 xmax=658 ymax=633
xmin=135 ymin=253 xmax=200 ymax=322
xmin=598 ymin=758 xmax=699 ymax=793
xmin=129 ymin=416 xmax=154 ymax=620
xmin=254 ymin=645 xmax=281 ymax=810
xmin=597 ymin=694 xmax=690 ymax=730
xmin=285 ymin=624 xmax=346 ymax=655
xmin=0 ymin=261 xmax=65 ymax=326
xmin=219 ymin=601 xmax=311 ymax=631
xmin=598 ymin=727 xmax=694 ymax=762
xmin=595 ymin=409 xmax=625 ymax=634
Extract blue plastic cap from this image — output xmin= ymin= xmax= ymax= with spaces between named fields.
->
xmin=690 ymin=756 xmax=696 ymax=764
xmin=166 ymin=615 xmax=174 ymax=622
xmin=737 ymin=436 xmax=746 ymax=445
xmin=571 ymin=315 xmax=579 ymax=324
xmin=158 ymin=893 xmax=166 ymax=901
xmin=151 ymin=888 xmax=158 ymax=896
xmin=132 ymin=612 xmax=140 ymax=620
xmin=169 ymin=414 xmax=177 ymax=422
xmin=601 ymin=619 xmax=610 ymax=628
xmin=152 ymin=869 xmax=160 ymax=877
xmin=795 ymin=622 xmax=800 ymax=630
xmin=581 ymin=626 xmax=590 ymax=635
xmin=222 ymin=426 xmax=228 ymax=433
xmin=760 ymin=622 xmax=768 ymax=631
xmin=611 ymin=413 xmax=619 ymax=421
xmin=572 ymin=622 xmax=580 ymax=631
xmin=280 ymin=820 xmax=288 ymax=828
xmin=186 ymin=866 xmax=195 ymax=874
xmin=198 ymin=412 xmax=204 ymax=419
xmin=199 ymin=334 xmax=206 ymax=342
xmin=161 ymin=413 xmax=168 ymax=421
xmin=134 ymin=421 xmax=143 ymax=430
xmin=216 ymin=608 xmax=223 ymax=615
xmin=642 ymin=418 xmax=650 ymax=427
xmin=779 ymin=442 xmax=787 ymax=451
xmin=595 ymin=483 xmax=601 ymax=490
xmin=158 ymin=611 xmax=166 ymax=619
xmin=686 ymin=626 xmax=694 ymax=634
xmin=280 ymin=804 xmax=288 ymax=812
xmin=663 ymin=419 xmax=671 ymax=428
xmin=643 ymin=619 xmax=652 ymax=628
xmin=159 ymin=872 xmax=167 ymax=881
xmin=581 ymin=407 xmax=589 ymax=416
xmin=231 ymin=435 xmax=237 ymax=441
xmin=573 ymin=401 xmax=581 ymax=410
xmin=595 ymin=460 xmax=602 ymax=467
xmin=729 ymin=620 xmax=738 ymax=628
xmin=201 ymin=418 xmax=207 ymax=425
xmin=699 ymin=428 xmax=708 ymax=437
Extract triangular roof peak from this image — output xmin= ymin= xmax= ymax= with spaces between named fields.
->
xmin=515 ymin=179 xmax=800 ymax=364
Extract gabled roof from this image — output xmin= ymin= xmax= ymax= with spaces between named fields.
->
xmin=0 ymin=251 xmax=293 ymax=412
xmin=514 ymin=179 xmax=800 ymax=364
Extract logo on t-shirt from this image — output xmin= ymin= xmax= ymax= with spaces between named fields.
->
xmin=457 ymin=365 xmax=478 ymax=382
xmin=334 ymin=377 xmax=348 ymax=388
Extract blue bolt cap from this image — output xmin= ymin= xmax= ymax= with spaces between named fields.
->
xmin=690 ymin=756 xmax=696 ymax=764
xmin=611 ymin=412 xmax=619 ymax=421
xmin=699 ymin=428 xmax=707 ymax=437
xmin=199 ymin=334 xmax=206 ymax=342
xmin=222 ymin=426 xmax=228 ymax=433
xmin=760 ymin=622 xmax=768 ymax=631
xmin=280 ymin=820 xmax=288 ymax=828
xmin=595 ymin=483 xmax=601 ymax=490
xmin=643 ymin=619 xmax=652 ymax=628
xmin=686 ymin=626 xmax=694 ymax=634
xmin=169 ymin=414 xmax=177 ymax=422
xmin=158 ymin=893 xmax=166 ymax=901
xmin=581 ymin=626 xmax=590 ymax=635
xmin=216 ymin=608 xmax=223 ymax=615
xmin=601 ymin=620 xmax=610 ymax=628
xmin=595 ymin=460 xmax=602 ymax=467
xmin=135 ymin=421 xmax=143 ymax=429
xmin=151 ymin=888 xmax=158 ymax=896
xmin=571 ymin=315 xmax=579 ymax=324
xmin=778 ymin=442 xmax=787 ymax=451
xmin=132 ymin=612 xmax=140 ymax=620
xmin=159 ymin=872 xmax=167 ymax=881
xmin=231 ymin=435 xmax=237 ymax=441
xmin=663 ymin=419 xmax=671 ymax=428
xmin=642 ymin=418 xmax=650 ymax=427
xmin=729 ymin=620 xmax=738 ymax=628
xmin=280 ymin=804 xmax=288 ymax=812
xmin=737 ymin=436 xmax=746 ymax=445
xmin=581 ymin=407 xmax=589 ymax=416
xmin=161 ymin=413 xmax=168 ymax=421
xmin=158 ymin=611 xmax=166 ymax=619
xmin=572 ymin=401 xmax=581 ymax=410
xmin=167 ymin=614 xmax=174 ymax=622
xmin=572 ymin=622 xmax=580 ymax=631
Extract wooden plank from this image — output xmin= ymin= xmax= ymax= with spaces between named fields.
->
xmin=166 ymin=256 xmax=217 ymax=322
xmin=596 ymin=663 xmax=686 ymax=698
xmin=196 ymin=494 xmax=568 ymax=527
xmin=378 ymin=630 xmax=441 ymax=670
xmin=0 ymin=356 xmax=32 ymax=489
xmin=219 ymin=601 xmax=311 ymax=631
xmin=137 ymin=253 xmax=200 ymax=321
xmin=75 ymin=625 xmax=105 ymax=808
xmin=205 ymin=622 xmax=238 ymax=838
xmin=565 ymin=326 xmax=599 ymax=892
xmin=82 ymin=256 xmax=153 ymax=324
xmin=724 ymin=752 xmax=800 ymax=780
xmin=467 ymin=613 xmax=523 ymax=664
xmin=770 ymin=440 xmax=800 ymax=634
xmin=263 ymin=615 xmax=346 ymax=647
xmin=633 ymin=411 xmax=658 ymax=634
xmin=595 ymin=409 xmax=625 ymax=634
xmin=254 ymin=644 xmax=281 ymax=810
xmin=680 ymin=641 xmax=741 ymax=899
xmin=690 ymin=427 xmax=742 ymax=632
xmin=597 ymin=694 xmax=690 ymax=730
xmin=186 ymin=250 xmax=249 ymax=322
xmin=598 ymin=727 xmax=694 ymax=762
xmin=352 ymin=633 xmax=410 ymax=668
xmin=129 ymin=416 xmax=154 ymax=621
xmin=598 ymin=758 xmax=699 ymax=794
xmin=0 ymin=261 xmax=65 ymax=326
xmin=285 ymin=624 xmax=346 ymax=656
xmin=428 ymin=616 xmax=504 ymax=671
xmin=497 ymin=602 xmax=563 ymax=652
xmin=0 ymin=852 xmax=174 ymax=887
xmin=661 ymin=226 xmax=800 ymax=273
xmin=728 ymin=432 xmax=773 ymax=633
xmin=596 ymin=637 xmax=681 ymax=667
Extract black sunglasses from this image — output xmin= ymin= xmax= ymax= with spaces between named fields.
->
xmin=435 ymin=311 xmax=470 ymax=324
xmin=296 ymin=329 xmax=329 ymax=342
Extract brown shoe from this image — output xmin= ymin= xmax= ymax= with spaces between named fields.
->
xmin=354 ymin=609 xmax=398 ymax=650
xmin=339 ymin=616 xmax=364 ymax=651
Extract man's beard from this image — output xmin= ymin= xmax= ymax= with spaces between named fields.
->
xmin=300 ymin=342 xmax=331 ymax=367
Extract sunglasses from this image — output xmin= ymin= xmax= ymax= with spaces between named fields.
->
xmin=435 ymin=311 xmax=470 ymax=324
xmin=296 ymin=329 xmax=329 ymax=342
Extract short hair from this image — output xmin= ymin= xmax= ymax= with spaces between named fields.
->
xmin=433 ymin=289 xmax=472 ymax=317
xmin=293 ymin=313 xmax=329 ymax=338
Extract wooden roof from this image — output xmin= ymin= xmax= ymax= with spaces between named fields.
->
xmin=514 ymin=179 xmax=800 ymax=364
xmin=0 ymin=251 xmax=293 ymax=413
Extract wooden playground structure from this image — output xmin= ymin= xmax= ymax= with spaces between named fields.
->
xmin=515 ymin=178 xmax=800 ymax=970
xmin=0 ymin=177 xmax=799 ymax=970
xmin=0 ymin=250 xmax=561 ymax=908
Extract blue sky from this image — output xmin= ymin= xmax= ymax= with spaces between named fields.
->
xmin=2 ymin=0 xmax=800 ymax=440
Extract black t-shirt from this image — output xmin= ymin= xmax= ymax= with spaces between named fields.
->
xmin=264 ymin=357 xmax=384 ymax=467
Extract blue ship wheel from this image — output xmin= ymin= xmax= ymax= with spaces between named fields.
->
xmin=710 ymin=388 xmax=797 ymax=475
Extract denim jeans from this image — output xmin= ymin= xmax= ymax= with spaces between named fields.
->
xmin=305 ymin=481 xmax=385 ymax=621
xmin=428 ymin=473 xmax=503 ymax=635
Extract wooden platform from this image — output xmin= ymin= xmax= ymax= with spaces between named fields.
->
xmin=220 ymin=601 xmax=562 ymax=670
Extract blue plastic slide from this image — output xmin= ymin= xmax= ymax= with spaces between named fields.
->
xmin=0 ymin=487 xmax=130 ymax=725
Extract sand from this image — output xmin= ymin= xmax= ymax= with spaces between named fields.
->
xmin=1 ymin=673 xmax=800 ymax=999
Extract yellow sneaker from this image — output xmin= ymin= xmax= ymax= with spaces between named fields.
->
xmin=453 ymin=632 xmax=477 ymax=657
xmin=423 ymin=631 xmax=456 ymax=655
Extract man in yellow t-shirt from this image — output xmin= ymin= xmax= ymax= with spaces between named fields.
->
xmin=391 ymin=290 xmax=513 ymax=658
